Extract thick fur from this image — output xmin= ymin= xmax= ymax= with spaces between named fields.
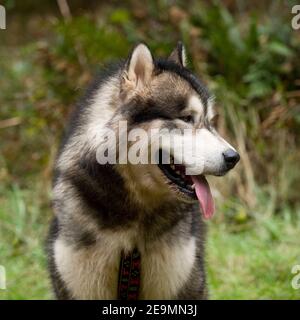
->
xmin=47 ymin=44 xmax=235 ymax=300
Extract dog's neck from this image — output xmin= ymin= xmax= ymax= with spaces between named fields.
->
xmin=76 ymin=154 xmax=190 ymax=238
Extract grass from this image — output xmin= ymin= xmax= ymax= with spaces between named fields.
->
xmin=0 ymin=183 xmax=299 ymax=300
xmin=207 ymin=211 xmax=300 ymax=299
xmin=0 ymin=184 xmax=52 ymax=300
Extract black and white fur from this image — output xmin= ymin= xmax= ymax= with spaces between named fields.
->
xmin=47 ymin=43 xmax=238 ymax=299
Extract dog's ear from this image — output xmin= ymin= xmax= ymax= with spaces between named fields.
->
xmin=121 ymin=43 xmax=154 ymax=96
xmin=168 ymin=41 xmax=187 ymax=67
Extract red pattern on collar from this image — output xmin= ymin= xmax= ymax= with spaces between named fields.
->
xmin=118 ymin=248 xmax=141 ymax=300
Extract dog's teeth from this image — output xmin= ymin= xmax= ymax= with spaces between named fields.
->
xmin=191 ymin=184 xmax=195 ymax=189
xmin=176 ymin=170 xmax=180 ymax=175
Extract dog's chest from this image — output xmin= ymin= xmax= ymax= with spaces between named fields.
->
xmin=54 ymin=235 xmax=196 ymax=299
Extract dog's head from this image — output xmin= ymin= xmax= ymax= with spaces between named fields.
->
xmin=117 ymin=43 xmax=239 ymax=218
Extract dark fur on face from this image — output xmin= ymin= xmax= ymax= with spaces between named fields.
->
xmin=121 ymin=58 xmax=210 ymax=129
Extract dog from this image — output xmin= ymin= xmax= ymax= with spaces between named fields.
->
xmin=47 ymin=42 xmax=240 ymax=300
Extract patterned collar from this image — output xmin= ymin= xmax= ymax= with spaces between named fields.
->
xmin=118 ymin=248 xmax=141 ymax=300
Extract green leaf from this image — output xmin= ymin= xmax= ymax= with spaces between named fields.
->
xmin=268 ymin=42 xmax=293 ymax=57
xmin=110 ymin=9 xmax=130 ymax=25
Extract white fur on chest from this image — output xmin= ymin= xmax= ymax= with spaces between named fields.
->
xmin=140 ymin=236 xmax=196 ymax=299
xmin=54 ymin=233 xmax=196 ymax=299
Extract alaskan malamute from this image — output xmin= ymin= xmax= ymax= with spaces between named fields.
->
xmin=47 ymin=42 xmax=240 ymax=299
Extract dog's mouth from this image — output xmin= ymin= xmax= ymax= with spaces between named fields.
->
xmin=157 ymin=151 xmax=215 ymax=219
xmin=158 ymin=157 xmax=196 ymax=197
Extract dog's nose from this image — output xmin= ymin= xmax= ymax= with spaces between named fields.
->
xmin=223 ymin=149 xmax=240 ymax=169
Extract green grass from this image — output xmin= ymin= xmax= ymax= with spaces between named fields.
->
xmin=0 ymin=184 xmax=299 ymax=300
xmin=0 ymin=184 xmax=52 ymax=300
xmin=207 ymin=211 xmax=300 ymax=299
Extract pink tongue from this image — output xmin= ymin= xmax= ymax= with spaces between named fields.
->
xmin=191 ymin=176 xmax=215 ymax=220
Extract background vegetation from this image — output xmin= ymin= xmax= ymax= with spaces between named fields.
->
xmin=0 ymin=0 xmax=299 ymax=299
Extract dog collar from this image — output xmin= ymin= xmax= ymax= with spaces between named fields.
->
xmin=118 ymin=248 xmax=141 ymax=300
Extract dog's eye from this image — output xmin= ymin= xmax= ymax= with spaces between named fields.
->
xmin=179 ymin=115 xmax=194 ymax=124
xmin=210 ymin=114 xmax=219 ymax=128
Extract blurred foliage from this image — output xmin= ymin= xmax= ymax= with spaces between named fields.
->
xmin=0 ymin=0 xmax=300 ymax=299
xmin=1 ymin=0 xmax=300 ymax=211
